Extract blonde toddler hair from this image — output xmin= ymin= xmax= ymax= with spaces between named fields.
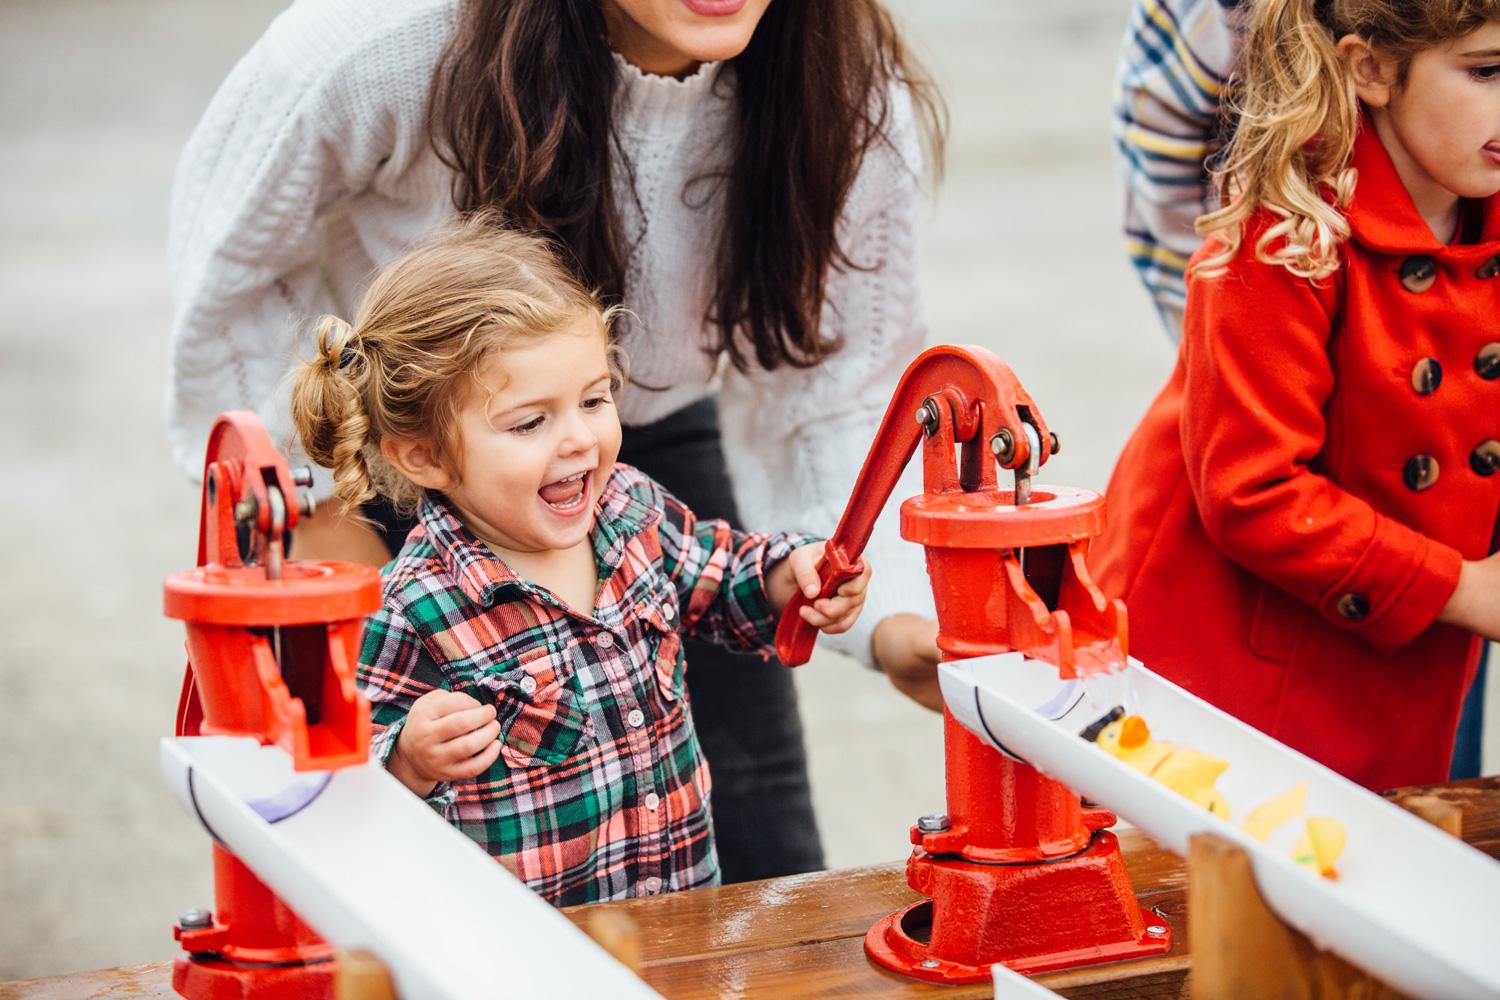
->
xmin=291 ymin=213 xmax=622 ymax=519
xmin=1197 ymin=0 xmax=1498 ymax=280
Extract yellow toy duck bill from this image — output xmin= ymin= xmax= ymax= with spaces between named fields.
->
xmin=1085 ymin=708 xmax=1231 ymax=819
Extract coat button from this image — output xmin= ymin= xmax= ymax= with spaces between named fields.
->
xmin=1471 ymin=440 xmax=1500 ymax=476
xmin=1410 ymin=357 xmax=1442 ymax=395
xmin=1403 ymin=454 xmax=1439 ymax=491
xmin=1477 ymin=342 xmax=1500 ymax=380
xmin=1336 ymin=593 xmax=1370 ymax=621
xmin=1477 ymin=254 xmax=1500 ymax=280
xmin=1399 ymin=255 xmax=1438 ymax=293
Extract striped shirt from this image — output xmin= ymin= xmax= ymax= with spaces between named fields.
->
xmin=1113 ymin=0 xmax=1244 ymax=329
xmin=357 ymin=463 xmax=812 ymax=906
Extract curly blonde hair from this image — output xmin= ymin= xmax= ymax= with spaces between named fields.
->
xmin=290 ymin=213 xmax=624 ymax=519
xmin=1196 ymin=0 xmax=1499 ymax=280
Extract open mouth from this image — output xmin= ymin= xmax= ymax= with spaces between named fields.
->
xmin=538 ymin=470 xmax=591 ymax=514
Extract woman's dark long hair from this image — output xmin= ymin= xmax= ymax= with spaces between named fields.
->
xmin=428 ymin=0 xmax=945 ymax=373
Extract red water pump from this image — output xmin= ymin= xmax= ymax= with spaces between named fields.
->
xmin=778 ymin=345 xmax=1170 ymax=984
xmin=163 ymin=412 xmax=381 ymax=999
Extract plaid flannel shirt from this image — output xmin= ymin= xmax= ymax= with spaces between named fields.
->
xmin=357 ymin=463 xmax=813 ymax=906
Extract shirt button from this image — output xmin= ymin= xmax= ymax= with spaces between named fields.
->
xmin=662 ymin=603 xmax=675 ymax=621
xmin=518 ymin=676 xmax=537 ymax=695
xmin=626 ymin=708 xmax=645 ymax=728
xmin=645 ymin=791 xmax=661 ymax=811
xmin=643 ymin=876 xmax=663 ymax=895
xmin=1410 ymin=357 xmax=1442 ymax=396
xmin=1403 ymin=454 xmax=1439 ymax=492
xmin=595 ymin=632 xmax=615 ymax=649
xmin=1399 ymin=255 xmax=1438 ymax=293
xmin=1336 ymin=593 xmax=1370 ymax=621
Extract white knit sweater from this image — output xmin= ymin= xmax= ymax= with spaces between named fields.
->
xmin=166 ymin=0 xmax=936 ymax=664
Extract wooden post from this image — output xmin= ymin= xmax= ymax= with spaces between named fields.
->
xmin=336 ymin=950 xmax=397 ymax=1000
xmin=1391 ymin=792 xmax=1464 ymax=838
xmin=583 ymin=909 xmax=645 ymax=976
xmin=1187 ymin=792 xmax=1467 ymax=998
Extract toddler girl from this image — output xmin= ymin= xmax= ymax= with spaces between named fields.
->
xmin=290 ymin=217 xmax=869 ymax=905
xmin=1093 ymin=0 xmax=1500 ymax=791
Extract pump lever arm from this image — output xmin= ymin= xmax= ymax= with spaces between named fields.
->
xmin=775 ymin=344 xmax=1052 ymax=666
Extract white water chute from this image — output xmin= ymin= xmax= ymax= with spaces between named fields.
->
xmin=940 ymin=653 xmax=1500 ymax=1000
xmin=161 ymin=736 xmax=660 ymax=1000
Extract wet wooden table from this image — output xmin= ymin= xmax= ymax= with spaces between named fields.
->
xmin=4 ymin=778 xmax=1496 ymax=999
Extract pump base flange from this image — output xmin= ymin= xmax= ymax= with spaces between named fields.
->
xmin=865 ymin=835 xmax=1172 ymax=985
xmin=865 ymin=898 xmax=1170 ymax=985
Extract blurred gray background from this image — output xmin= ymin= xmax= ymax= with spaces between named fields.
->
xmin=2 ymin=0 xmax=1494 ymax=983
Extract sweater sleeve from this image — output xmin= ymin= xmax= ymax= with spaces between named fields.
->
xmin=1113 ymin=0 xmax=1243 ymax=330
xmin=716 ymin=83 xmax=937 ymax=669
xmin=1179 ymin=234 xmax=1462 ymax=652
xmin=164 ymin=0 xmax=453 ymax=493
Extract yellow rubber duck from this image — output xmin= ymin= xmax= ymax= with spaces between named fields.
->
xmin=1243 ymin=784 xmax=1346 ymax=879
xmin=1092 ymin=712 xmax=1231 ymax=818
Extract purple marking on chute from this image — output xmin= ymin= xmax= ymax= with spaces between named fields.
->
xmin=248 ymin=773 xmax=333 ymax=823
xmin=1034 ymin=680 xmax=1082 ymax=721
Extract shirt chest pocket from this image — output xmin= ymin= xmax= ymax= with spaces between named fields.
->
xmin=641 ymin=593 xmax=685 ymax=711
xmin=466 ymin=647 xmax=594 ymax=769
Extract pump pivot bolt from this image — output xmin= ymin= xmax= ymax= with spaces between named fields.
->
xmin=1147 ymin=925 xmax=1168 ymax=937
xmin=916 ymin=813 xmax=950 ymax=833
xmin=920 ymin=959 xmax=941 ymax=969
xmin=990 ymin=429 xmax=1015 ymax=464
xmin=178 ymin=909 xmax=214 ymax=930
xmin=233 ymin=497 xmax=258 ymax=524
xmin=915 ymin=398 xmax=942 ymax=437
xmin=291 ymin=466 xmax=315 ymax=488
xmin=1048 ymin=431 xmax=1060 ymax=455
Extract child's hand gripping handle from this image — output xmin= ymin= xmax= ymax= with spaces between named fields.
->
xmin=775 ymin=542 xmax=866 ymax=666
xmin=769 ymin=344 xmax=1049 ymax=668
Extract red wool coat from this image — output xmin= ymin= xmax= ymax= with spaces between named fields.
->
xmin=1092 ymin=123 xmax=1500 ymax=791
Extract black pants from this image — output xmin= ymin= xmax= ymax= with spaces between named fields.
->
xmin=360 ymin=396 xmax=825 ymax=883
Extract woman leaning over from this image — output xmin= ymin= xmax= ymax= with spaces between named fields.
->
xmin=165 ymin=0 xmax=947 ymax=882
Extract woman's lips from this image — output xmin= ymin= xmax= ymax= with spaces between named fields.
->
xmin=1485 ymin=143 xmax=1500 ymax=167
xmin=679 ymin=0 xmax=748 ymax=16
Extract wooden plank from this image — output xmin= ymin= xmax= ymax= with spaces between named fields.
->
xmin=0 ymin=962 xmax=178 ymax=999
xmin=4 ymin=777 xmax=1494 ymax=999
xmin=563 ymin=863 xmax=926 ymax=964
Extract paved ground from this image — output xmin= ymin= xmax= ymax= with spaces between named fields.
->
xmin=1 ymin=0 xmax=1494 ymax=982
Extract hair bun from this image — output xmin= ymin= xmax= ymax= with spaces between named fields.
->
xmin=315 ymin=314 xmax=360 ymax=371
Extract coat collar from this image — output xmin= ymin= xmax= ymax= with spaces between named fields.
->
xmin=1344 ymin=115 xmax=1500 ymax=254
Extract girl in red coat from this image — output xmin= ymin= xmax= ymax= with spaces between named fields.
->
xmin=1093 ymin=0 xmax=1500 ymax=791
